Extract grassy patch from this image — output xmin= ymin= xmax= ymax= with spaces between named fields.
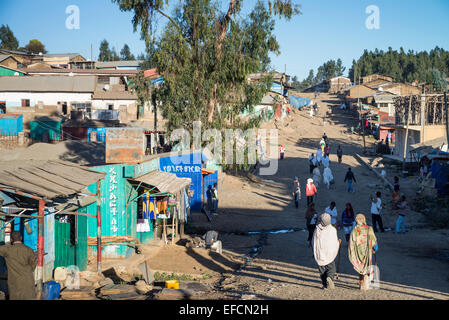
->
xmin=154 ymin=272 xmax=195 ymax=282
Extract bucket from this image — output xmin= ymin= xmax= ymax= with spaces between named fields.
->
xmin=42 ymin=281 xmax=61 ymax=300
xmin=165 ymin=280 xmax=179 ymax=290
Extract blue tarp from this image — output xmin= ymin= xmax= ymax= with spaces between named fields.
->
xmin=289 ymin=96 xmax=313 ymax=109
xmin=430 ymin=162 xmax=449 ymax=195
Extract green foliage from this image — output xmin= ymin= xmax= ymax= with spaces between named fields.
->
xmin=98 ymin=39 xmax=112 ymax=61
xmin=292 ymin=59 xmax=345 ymax=91
xmin=0 ymin=24 xmax=19 ymax=50
xmin=348 ymin=46 xmax=449 ymax=91
xmin=120 ymin=44 xmax=136 ymax=60
xmin=24 ymin=39 xmax=47 ymax=54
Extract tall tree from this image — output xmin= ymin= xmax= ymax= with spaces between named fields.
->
xmin=98 ymin=39 xmax=112 ymax=61
xmin=24 ymin=39 xmax=47 ymax=54
xmin=110 ymin=47 xmax=120 ymax=61
xmin=113 ymin=0 xmax=300 ymax=127
xmin=0 ymin=24 xmax=19 ymax=50
xmin=120 ymin=44 xmax=135 ymax=60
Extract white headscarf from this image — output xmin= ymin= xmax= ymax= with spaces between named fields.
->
xmin=313 ymin=213 xmax=340 ymax=266
xmin=323 ymin=167 xmax=333 ymax=184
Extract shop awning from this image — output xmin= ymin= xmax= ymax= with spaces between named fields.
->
xmin=0 ymin=160 xmax=106 ymax=200
xmin=131 ymin=170 xmax=191 ymax=195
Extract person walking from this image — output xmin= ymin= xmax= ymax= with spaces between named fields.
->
xmin=292 ymin=176 xmax=301 ymax=209
xmin=348 ymin=214 xmax=378 ymax=290
xmin=325 ymin=201 xmax=338 ymax=228
xmin=316 ymin=147 xmax=323 ymax=167
xmin=320 ymin=138 xmax=326 ymax=154
xmin=309 ymin=153 xmax=316 ymax=174
xmin=394 ymin=195 xmax=408 ymax=234
xmin=305 ymin=203 xmax=318 ymax=247
xmin=212 ymin=183 xmax=219 ymax=215
xmin=280 ymin=145 xmax=285 ymax=160
xmin=206 ymin=185 xmax=213 ymax=212
xmin=344 ymin=167 xmax=357 ymax=193
xmin=312 ymin=213 xmax=340 ymax=290
xmin=321 ymin=154 xmax=330 ymax=168
xmin=0 ymin=231 xmax=37 ymax=300
xmin=324 ymin=144 xmax=330 ymax=157
xmin=370 ymin=191 xmax=384 ymax=232
xmin=312 ymin=167 xmax=321 ymax=188
xmin=341 ymin=203 xmax=355 ymax=242
xmin=306 ymin=178 xmax=318 ymax=206
xmin=323 ymin=166 xmax=334 ymax=189
xmin=322 ymin=132 xmax=328 ymax=144
xmin=336 ymin=145 xmax=343 ymax=164
xmin=393 ymin=176 xmax=400 ymax=192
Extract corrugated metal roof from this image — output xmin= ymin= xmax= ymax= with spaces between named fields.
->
xmin=96 ymin=60 xmax=143 ymax=68
xmin=0 ymin=54 xmax=12 ymax=62
xmin=0 ymin=160 xmax=106 ymax=199
xmin=131 ymin=170 xmax=191 ymax=195
xmin=0 ymin=75 xmax=96 ymax=92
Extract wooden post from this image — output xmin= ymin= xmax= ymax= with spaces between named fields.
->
xmin=96 ymin=180 xmax=102 ymax=275
xmin=36 ymin=199 xmax=45 ymax=299
xmin=402 ymin=96 xmax=412 ymax=172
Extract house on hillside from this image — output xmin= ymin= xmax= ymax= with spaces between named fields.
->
xmin=42 ymin=53 xmax=86 ymax=68
xmin=382 ymin=94 xmax=448 ymax=162
xmin=0 ymin=49 xmax=42 ymax=66
xmin=0 ymin=65 xmax=27 ymax=77
xmin=303 ymin=76 xmax=352 ymax=93
xmin=0 ymin=54 xmax=21 ymax=69
xmin=362 ymin=73 xmax=393 ymax=84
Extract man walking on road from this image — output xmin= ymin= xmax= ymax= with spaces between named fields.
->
xmin=0 ymin=231 xmax=37 ymax=300
xmin=292 ymin=176 xmax=301 ymax=209
xmin=344 ymin=167 xmax=357 ymax=193
xmin=337 ymin=145 xmax=343 ymax=164
xmin=370 ymin=191 xmax=385 ymax=232
xmin=313 ymin=213 xmax=339 ymax=290
xmin=306 ymin=178 xmax=318 ymax=206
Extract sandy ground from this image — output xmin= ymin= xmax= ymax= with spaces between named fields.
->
xmin=147 ymin=93 xmax=449 ymax=300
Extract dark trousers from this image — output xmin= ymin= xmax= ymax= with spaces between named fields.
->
xmin=306 ymin=220 xmax=315 ymax=241
xmin=280 ymin=152 xmax=284 ymax=160
xmin=307 ymin=196 xmax=314 ymax=206
xmin=318 ymin=260 xmax=336 ymax=287
xmin=309 ymin=164 xmax=315 ymax=174
xmin=371 ymin=214 xmax=384 ymax=232
xmin=294 ymin=193 xmax=300 ymax=208
xmin=338 ymin=156 xmax=342 ymax=164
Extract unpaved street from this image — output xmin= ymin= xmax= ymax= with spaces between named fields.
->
xmin=148 ymin=93 xmax=449 ymax=300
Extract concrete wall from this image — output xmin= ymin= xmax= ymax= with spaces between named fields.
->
xmin=423 ymin=125 xmax=446 ymax=142
xmin=0 ymin=92 xmax=92 ymax=109
xmin=393 ymin=127 xmax=421 ymax=160
xmin=91 ymin=99 xmax=136 ymax=110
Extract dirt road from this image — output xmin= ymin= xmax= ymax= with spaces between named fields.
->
xmin=148 ymin=93 xmax=449 ymax=300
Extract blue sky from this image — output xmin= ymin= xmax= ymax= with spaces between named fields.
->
xmin=1 ymin=0 xmax=448 ymax=79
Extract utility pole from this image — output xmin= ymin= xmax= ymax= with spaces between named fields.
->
xmin=402 ymin=96 xmax=412 ymax=172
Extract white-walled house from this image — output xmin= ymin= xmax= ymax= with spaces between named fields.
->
xmin=0 ymin=75 xmax=138 ymax=120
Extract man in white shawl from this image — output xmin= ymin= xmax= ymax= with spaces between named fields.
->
xmin=312 ymin=167 xmax=321 ymax=188
xmin=316 ymin=148 xmax=322 ymax=167
xmin=312 ymin=213 xmax=340 ymax=289
xmin=323 ymin=166 xmax=334 ymax=189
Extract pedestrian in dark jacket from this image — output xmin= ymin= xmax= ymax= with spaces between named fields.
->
xmin=0 ymin=231 xmax=37 ymax=300
xmin=344 ymin=167 xmax=357 ymax=193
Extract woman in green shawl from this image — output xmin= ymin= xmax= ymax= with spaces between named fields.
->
xmin=348 ymin=214 xmax=378 ymax=290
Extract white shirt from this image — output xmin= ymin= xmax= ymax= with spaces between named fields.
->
xmin=325 ymin=206 xmax=338 ymax=225
xmin=371 ymin=198 xmax=382 ymax=215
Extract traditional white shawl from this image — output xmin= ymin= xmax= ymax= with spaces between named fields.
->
xmin=323 ymin=167 xmax=334 ymax=184
xmin=313 ymin=214 xmax=340 ymax=266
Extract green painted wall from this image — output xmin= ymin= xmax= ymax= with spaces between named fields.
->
xmin=0 ymin=66 xmax=24 ymax=76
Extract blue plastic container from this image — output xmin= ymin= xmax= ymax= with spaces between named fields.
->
xmin=42 ymin=281 xmax=61 ymax=300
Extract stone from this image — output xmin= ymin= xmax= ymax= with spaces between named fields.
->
xmin=98 ymin=277 xmax=114 ymax=287
xmin=54 ymin=267 xmax=68 ymax=282
xmin=135 ymin=280 xmax=153 ymax=295
xmin=80 ymin=271 xmax=103 ymax=283
xmin=154 ymin=288 xmax=192 ymax=300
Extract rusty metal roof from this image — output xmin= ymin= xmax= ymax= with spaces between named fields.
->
xmin=131 ymin=171 xmax=191 ymax=195
xmin=0 ymin=160 xmax=106 ymax=200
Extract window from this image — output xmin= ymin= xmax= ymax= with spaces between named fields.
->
xmin=21 ymin=99 xmax=30 ymax=107
xmin=71 ymin=103 xmax=92 ymax=119
xmin=108 ymin=104 xmax=114 ymax=111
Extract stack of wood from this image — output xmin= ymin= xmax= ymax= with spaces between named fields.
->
xmin=87 ymin=236 xmax=140 ymax=246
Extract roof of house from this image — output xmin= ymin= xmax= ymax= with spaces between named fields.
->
xmin=130 ymin=170 xmax=191 ymax=195
xmin=0 ymin=54 xmax=13 ymax=62
xmin=0 ymin=75 xmax=96 ymax=92
xmin=19 ymin=68 xmax=139 ymax=76
xmin=43 ymin=53 xmax=84 ymax=59
xmin=92 ymin=90 xmax=137 ymax=100
xmin=62 ymin=119 xmax=122 ymax=128
xmin=0 ymin=64 xmax=27 ymax=74
xmin=96 ymin=60 xmax=143 ymax=68
xmin=0 ymin=49 xmax=40 ymax=57
xmin=0 ymin=160 xmax=106 ymax=199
